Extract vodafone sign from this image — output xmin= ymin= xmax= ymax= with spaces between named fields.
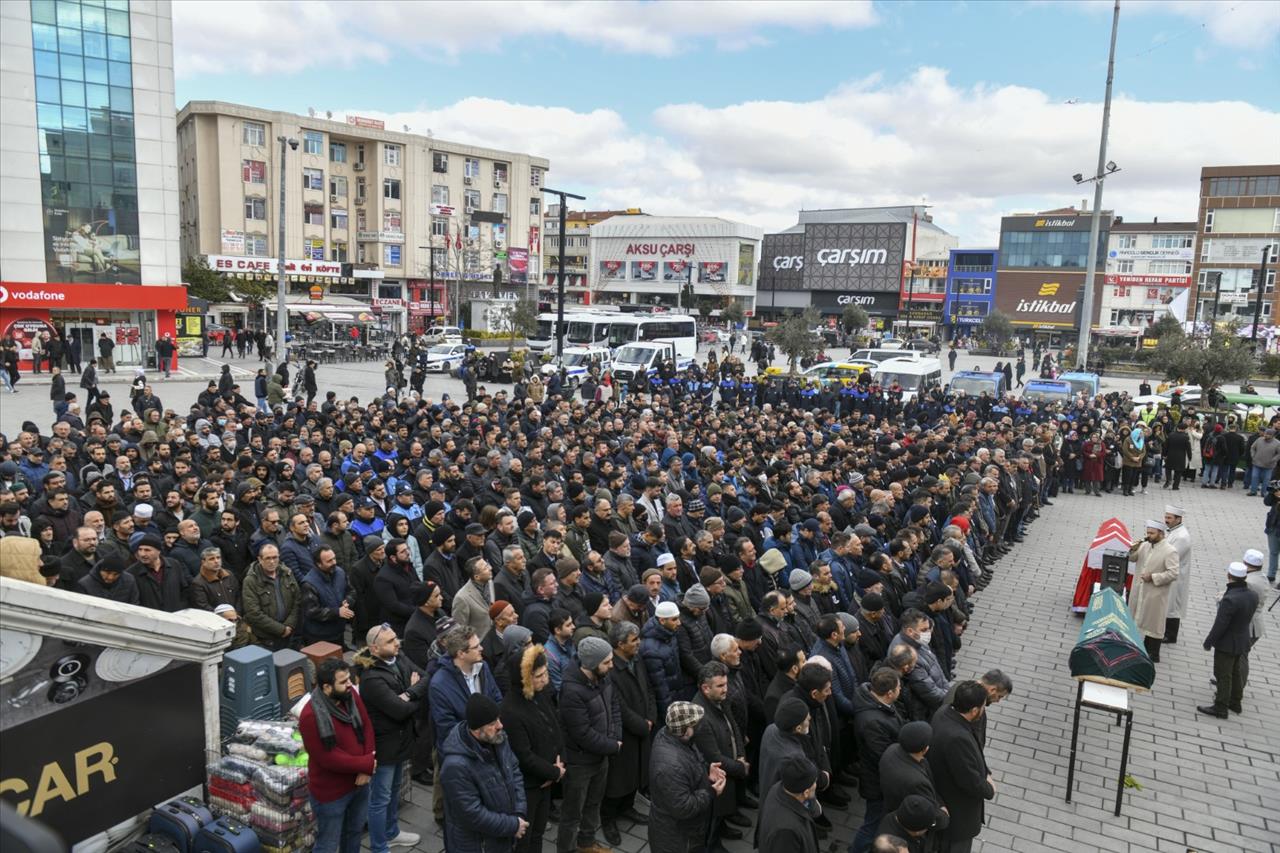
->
xmin=0 ymin=281 xmax=188 ymax=310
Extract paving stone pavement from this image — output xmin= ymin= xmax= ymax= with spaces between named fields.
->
xmin=388 ymin=481 xmax=1279 ymax=853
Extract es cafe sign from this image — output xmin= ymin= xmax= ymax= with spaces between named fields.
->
xmin=206 ymin=255 xmax=342 ymax=277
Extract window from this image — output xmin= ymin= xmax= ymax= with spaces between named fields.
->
xmin=384 ymin=144 xmax=401 ymax=166
xmin=331 ymin=242 xmax=348 ymax=262
xmin=384 ymin=244 xmax=401 ymax=266
xmin=330 ymin=141 xmax=347 ymax=163
xmin=242 ymin=122 xmax=265 ymax=146
xmin=357 ymin=243 xmax=366 ymax=264
xmin=464 ymin=158 xmax=480 ymax=178
xmin=355 ymin=177 xmax=366 ymax=201
xmin=246 ymin=235 xmax=268 ymax=256
xmin=1151 ymin=234 xmax=1193 ymax=249
xmin=383 ymin=211 xmax=402 ymax=232
xmin=1114 ymin=260 xmax=1134 ymax=273
xmin=1204 ymin=209 xmax=1214 ymax=233
xmin=1200 ymin=239 xmax=1211 ymax=261
xmin=531 ymin=167 xmax=542 ymax=188
xmin=331 ymin=210 xmax=348 ymax=230
xmin=329 ymin=175 xmax=347 ymax=196
xmin=1115 ymin=285 xmax=1129 ymax=297
xmin=306 ymin=237 xmax=325 ymax=260
xmin=434 ymin=152 xmax=449 ymax=173
xmin=432 ymin=218 xmax=449 ymax=237
xmin=241 ymin=159 xmax=265 ymax=183
xmin=244 ymin=197 xmax=266 ymax=220
xmin=356 ymin=143 xmax=366 ymax=164
xmin=493 ymin=163 xmax=508 ymax=183
xmin=464 ymin=188 xmax=480 ymax=209
xmin=1116 ymin=234 xmax=1137 ymax=249
xmin=1209 ymin=175 xmax=1280 ymax=197
xmin=530 ymin=197 xmax=541 ymax=215
xmin=493 ymin=193 xmax=508 ymax=214
xmin=432 ymin=248 xmax=447 ymax=269
xmin=356 ymin=210 xmax=367 ymax=230
xmin=383 ymin=178 xmax=401 ymax=200
xmin=1148 ymin=261 xmax=1192 ymax=275
xmin=432 ymin=185 xmax=449 ymax=205
xmin=302 ymin=168 xmax=324 ymax=190
xmin=304 ymin=204 xmax=324 ymax=226
xmin=303 ymin=131 xmax=323 ymax=155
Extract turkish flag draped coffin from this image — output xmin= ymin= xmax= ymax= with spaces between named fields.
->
xmin=1070 ymin=517 xmax=1133 ymax=613
xmin=1070 ymin=587 xmax=1155 ymax=691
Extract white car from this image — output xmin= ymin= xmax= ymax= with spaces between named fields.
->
xmin=423 ymin=325 xmax=463 ymax=344
xmin=423 ymin=343 xmax=469 ymax=372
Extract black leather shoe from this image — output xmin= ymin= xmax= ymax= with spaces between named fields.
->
xmin=602 ymin=820 xmax=622 ymax=846
xmin=1196 ymin=704 xmax=1228 ymax=719
xmin=725 ymin=812 xmax=751 ymax=828
xmin=621 ymin=808 xmax=648 ymax=825
xmin=719 ymin=825 xmax=744 ymax=841
xmin=1229 ymin=705 xmax=1243 ymax=714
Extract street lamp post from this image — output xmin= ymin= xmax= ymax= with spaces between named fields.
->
xmin=276 ymin=135 xmax=298 ymax=368
xmin=1072 ymin=0 xmax=1120 ymax=370
xmin=1252 ymin=246 xmax=1271 ymax=350
xmin=541 ymin=187 xmax=586 ymax=358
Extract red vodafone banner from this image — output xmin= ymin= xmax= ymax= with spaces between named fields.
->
xmin=0 ymin=282 xmax=188 ymax=310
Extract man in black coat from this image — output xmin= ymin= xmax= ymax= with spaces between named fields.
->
xmin=127 ymin=534 xmax=189 ymax=611
xmin=558 ymin=636 xmax=622 ymax=853
xmin=1163 ymin=422 xmax=1192 ymax=490
xmin=880 ymin=721 xmax=945 ymax=814
xmin=1197 ymin=562 xmax=1260 ymax=718
xmin=692 ymin=660 xmax=751 ymax=842
xmin=850 ymin=668 xmax=906 ymax=853
xmin=357 ymin=624 xmax=428 ymax=851
xmin=928 ymin=681 xmax=995 ymax=853
xmin=373 ymin=538 xmax=417 ymax=637
xmin=757 ymin=756 xmax=820 ymax=853
xmin=647 ymin=702 xmax=724 ymax=853
xmin=602 ymin=621 xmax=657 ymax=845
xmin=877 ymin=793 xmax=948 ymax=853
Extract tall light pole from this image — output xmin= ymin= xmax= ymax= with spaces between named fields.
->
xmin=1073 ymin=0 xmax=1120 ymax=370
xmin=541 ymin=187 xmax=585 ymax=357
xmin=276 ymin=135 xmax=298 ymax=367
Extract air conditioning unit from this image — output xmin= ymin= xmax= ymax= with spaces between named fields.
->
xmin=353 ymin=162 xmax=365 ymax=171
xmin=463 ymin=176 xmax=472 ymax=185
xmin=465 ymin=205 xmax=475 ymax=214
xmin=354 ymin=197 xmax=366 ymax=206
xmin=494 ymin=180 xmax=502 ymax=188
xmin=330 ymin=194 xmax=339 ymax=203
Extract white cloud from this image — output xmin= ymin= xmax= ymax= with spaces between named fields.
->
xmin=1058 ymin=0 xmax=1280 ymax=50
xmin=171 ymin=0 xmax=876 ymax=75
xmin=347 ymin=67 xmax=1278 ymax=246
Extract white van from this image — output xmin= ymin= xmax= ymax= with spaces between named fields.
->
xmin=423 ymin=325 xmax=463 ymax=344
xmin=611 ymin=341 xmax=692 ymax=386
xmin=541 ymin=345 xmax=613 ymax=388
xmin=851 ymin=347 xmax=925 ymax=365
xmin=874 ymin=356 xmax=943 ymax=401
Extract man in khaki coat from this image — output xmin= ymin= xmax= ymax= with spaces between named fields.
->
xmin=1127 ymin=519 xmax=1179 ymax=662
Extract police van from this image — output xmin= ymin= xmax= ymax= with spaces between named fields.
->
xmin=541 ymin=346 xmax=613 ymax=389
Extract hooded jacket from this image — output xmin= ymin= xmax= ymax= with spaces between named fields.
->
xmin=439 ymin=722 xmax=526 ymax=853
xmin=78 ymin=562 xmax=141 ymax=604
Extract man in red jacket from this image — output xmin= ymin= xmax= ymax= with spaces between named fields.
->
xmin=299 ymin=659 xmax=377 ymax=853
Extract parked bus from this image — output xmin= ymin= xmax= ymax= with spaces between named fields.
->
xmin=530 ymin=311 xmax=597 ymax=352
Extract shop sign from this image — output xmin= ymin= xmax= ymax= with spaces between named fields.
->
xmin=1035 ymin=218 xmax=1076 ymax=228
xmin=409 ymin=301 xmax=444 ymax=316
xmin=205 ymin=255 xmax=342 ymax=277
xmin=508 ymin=247 xmax=529 ymax=286
xmin=309 ymin=285 xmax=324 ymax=301
xmin=372 ymin=297 xmax=406 ymax=309
xmin=356 ymin=231 xmax=404 ymax=243
xmin=1 ymin=317 xmax=57 ymax=360
xmin=1108 ymin=247 xmax=1193 ymax=261
xmin=430 ymin=204 xmax=455 ymax=217
xmin=115 ymin=325 xmax=140 ymax=344
xmin=1105 ymin=274 xmax=1190 ymax=287
xmin=0 ymin=281 xmax=188 ymax=310
xmin=837 ymin=294 xmax=877 ymax=306
xmin=346 ymin=114 xmax=385 ymax=130
xmin=624 ymin=242 xmax=696 ymax=258
xmin=220 ymin=229 xmax=245 ymax=254
xmin=995 ymin=272 xmax=1085 ymax=326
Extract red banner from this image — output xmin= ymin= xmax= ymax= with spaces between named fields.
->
xmin=0 ymin=281 xmax=188 ymax=310
xmin=1104 ymin=274 xmax=1189 ymax=287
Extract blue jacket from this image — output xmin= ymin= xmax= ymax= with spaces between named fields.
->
xmin=639 ymin=616 xmax=682 ymax=716
xmin=280 ymin=534 xmax=319 ymax=583
xmin=300 ymin=565 xmax=350 ymax=645
xmin=439 ymin=722 xmax=526 ymax=853
xmin=429 ymin=655 xmax=503 ymax=748
xmin=809 ymin=639 xmax=858 ymax=719
xmin=818 ymin=547 xmax=854 ymax=610
xmin=790 ymin=536 xmax=819 ymax=575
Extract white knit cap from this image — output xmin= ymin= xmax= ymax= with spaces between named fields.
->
xmin=1242 ymin=549 xmax=1264 ymax=568
xmin=1227 ymin=562 xmax=1248 ymax=578
xmin=1145 ymin=519 xmax=1167 ymax=533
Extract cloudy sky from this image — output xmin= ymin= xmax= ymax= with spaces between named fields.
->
xmin=172 ymin=0 xmax=1279 ymax=246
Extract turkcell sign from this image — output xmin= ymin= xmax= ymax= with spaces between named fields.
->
xmin=1015 ymin=299 xmax=1076 ymax=314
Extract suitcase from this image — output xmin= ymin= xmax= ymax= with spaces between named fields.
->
xmin=193 ymin=816 xmax=263 ymax=853
xmin=128 ymin=834 xmax=182 ymax=853
xmin=149 ymin=796 xmax=214 ymax=853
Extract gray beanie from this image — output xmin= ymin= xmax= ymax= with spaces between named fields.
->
xmin=363 ymin=534 xmax=386 ymax=554
xmin=578 ymin=636 xmax=613 ymax=670
xmin=502 ymin=624 xmax=533 ymax=653
xmin=789 ymin=568 xmax=813 ymax=591
xmin=683 ymin=583 xmax=711 ymax=609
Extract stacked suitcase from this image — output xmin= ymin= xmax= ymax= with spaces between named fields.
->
xmin=146 ymin=798 xmax=261 ymax=853
xmin=206 ymin=719 xmax=316 ymax=853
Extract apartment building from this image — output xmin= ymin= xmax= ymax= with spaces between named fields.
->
xmin=177 ymin=101 xmax=549 ymax=332
xmin=1098 ymin=219 xmax=1195 ymax=332
xmin=1188 ymin=165 xmax=1280 ymax=331
xmin=542 ymin=208 xmax=643 ymax=307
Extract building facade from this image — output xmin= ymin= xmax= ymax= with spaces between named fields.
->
xmin=587 ymin=216 xmax=761 ymax=313
xmin=541 ymin=208 xmax=642 ymax=308
xmin=0 ymin=0 xmax=185 ymax=367
xmin=941 ymin=250 xmax=997 ymax=338
xmin=177 ymin=101 xmax=549 ymax=333
xmin=1098 ymin=219 xmax=1195 ymax=333
xmin=1187 ymin=165 xmax=1280 ymax=331
xmin=995 ymin=208 xmax=1111 ymax=342
xmin=758 ymin=207 xmax=957 ymax=331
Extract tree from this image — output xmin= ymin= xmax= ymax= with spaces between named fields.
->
xmin=1148 ymin=314 xmax=1184 ymax=340
xmin=980 ymin=311 xmax=1014 ymax=348
xmin=506 ymin=298 xmax=539 ymax=352
xmin=721 ymin=299 xmax=745 ymax=329
xmin=841 ymin=304 xmax=869 ymax=337
xmin=183 ymin=256 xmax=230 ymax=302
xmin=768 ymin=308 xmax=823 ymax=374
xmin=1149 ymin=322 xmax=1257 ymax=398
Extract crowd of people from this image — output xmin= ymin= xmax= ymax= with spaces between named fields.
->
xmin=0 ymin=334 xmax=1273 ymax=853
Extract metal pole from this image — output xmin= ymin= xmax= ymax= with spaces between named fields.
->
xmin=1209 ymin=271 xmax=1223 ymax=335
xmin=275 ymin=135 xmax=295 ymax=367
xmin=1251 ymin=246 xmax=1269 ymax=349
xmin=542 ymin=188 xmax=585 ymax=358
xmin=1075 ymin=0 xmax=1120 ymax=369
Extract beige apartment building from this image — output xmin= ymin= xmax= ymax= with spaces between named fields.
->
xmin=177 ymin=101 xmax=549 ymax=333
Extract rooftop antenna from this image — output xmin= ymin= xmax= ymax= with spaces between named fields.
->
xmin=307 ymin=107 xmax=316 ymax=117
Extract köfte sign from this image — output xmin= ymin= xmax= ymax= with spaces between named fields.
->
xmin=624 ymin=242 xmax=695 ymax=258
xmin=206 ymin=255 xmax=343 ymax=277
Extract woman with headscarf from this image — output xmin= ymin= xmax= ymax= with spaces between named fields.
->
xmin=1080 ymin=424 xmax=1105 ymax=497
xmin=1121 ymin=423 xmax=1147 ymax=497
